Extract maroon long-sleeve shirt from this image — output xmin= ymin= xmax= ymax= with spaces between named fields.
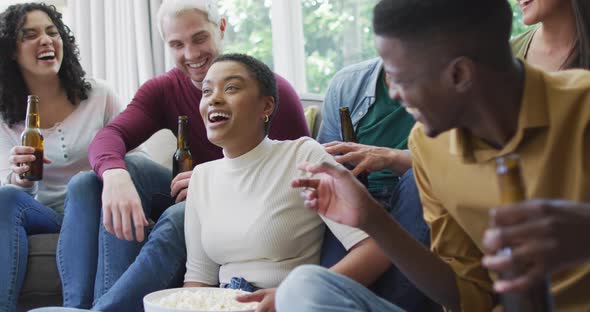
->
xmin=89 ymin=67 xmax=310 ymax=178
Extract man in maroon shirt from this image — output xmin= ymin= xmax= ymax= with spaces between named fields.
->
xmin=57 ymin=0 xmax=309 ymax=309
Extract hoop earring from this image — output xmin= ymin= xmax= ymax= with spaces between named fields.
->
xmin=264 ymin=115 xmax=270 ymax=123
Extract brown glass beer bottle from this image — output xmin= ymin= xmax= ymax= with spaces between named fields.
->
xmin=20 ymin=95 xmax=44 ymax=181
xmin=339 ymin=107 xmax=368 ymax=187
xmin=172 ymin=116 xmax=193 ymax=178
xmin=495 ymin=154 xmax=552 ymax=312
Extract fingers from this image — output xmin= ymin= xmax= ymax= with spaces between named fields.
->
xmin=491 ymin=200 xmax=554 ymax=227
xmin=323 ymin=141 xmax=361 ymax=155
xmin=111 ymin=206 xmax=123 ymax=240
xmin=132 ymin=208 xmax=148 ymax=242
xmin=121 ymin=209 xmax=134 ymax=241
xmin=482 ymin=218 xmax=552 ymax=254
xmin=175 ymin=188 xmax=188 ymax=204
xmin=493 ymin=265 xmax=547 ymax=293
xmin=334 ymin=152 xmax=362 ymax=166
xmin=236 ymin=289 xmax=276 ymax=312
xmin=171 ymin=176 xmax=191 ymax=197
xmin=290 ymin=177 xmax=320 ymax=189
xmin=171 ymin=170 xmax=192 ymax=185
xmin=102 ymin=206 xmax=114 ymax=235
xmin=235 ymin=290 xmax=265 ymax=303
xmin=296 ymin=161 xmax=348 ymax=178
xmin=11 ymin=164 xmax=30 ymax=176
xmin=9 ymin=154 xmax=36 ymax=166
xmin=43 ymin=157 xmax=52 ymax=164
xmin=9 ymin=145 xmax=34 ymax=157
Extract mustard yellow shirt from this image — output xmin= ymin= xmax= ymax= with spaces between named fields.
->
xmin=408 ymin=63 xmax=590 ymax=312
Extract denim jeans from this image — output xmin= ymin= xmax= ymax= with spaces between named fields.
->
xmin=58 ymin=155 xmax=172 ymax=308
xmin=0 ymin=186 xmax=62 ymax=312
xmin=32 ymin=203 xmax=186 ymax=312
xmin=319 ymin=169 xmax=440 ymax=312
xmin=276 ymin=265 xmax=406 ymax=312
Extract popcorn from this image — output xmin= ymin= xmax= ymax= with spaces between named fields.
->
xmin=157 ymin=289 xmax=257 ymax=311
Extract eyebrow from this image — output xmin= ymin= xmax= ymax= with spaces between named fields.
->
xmin=203 ymin=75 xmax=246 ymax=85
xmin=21 ymin=25 xmax=57 ymax=32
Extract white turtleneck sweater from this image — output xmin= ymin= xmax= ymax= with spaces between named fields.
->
xmin=184 ymin=137 xmax=368 ymax=289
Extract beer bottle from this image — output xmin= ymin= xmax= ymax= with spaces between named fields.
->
xmin=172 ymin=116 xmax=193 ymax=178
xmin=339 ymin=107 xmax=368 ymax=187
xmin=20 ymin=95 xmax=44 ymax=181
xmin=495 ymin=154 xmax=553 ymax=312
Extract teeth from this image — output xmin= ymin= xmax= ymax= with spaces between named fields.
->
xmin=188 ymin=60 xmax=207 ymax=68
xmin=37 ymin=51 xmax=55 ymax=59
xmin=405 ymin=107 xmax=419 ymax=115
xmin=208 ymin=112 xmax=230 ymax=120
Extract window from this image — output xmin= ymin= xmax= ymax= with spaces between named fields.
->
xmin=301 ymin=0 xmax=377 ymax=95
xmin=219 ymin=0 xmax=274 ymax=68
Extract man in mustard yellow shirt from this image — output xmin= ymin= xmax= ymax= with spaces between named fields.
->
xmin=275 ymin=0 xmax=590 ymax=311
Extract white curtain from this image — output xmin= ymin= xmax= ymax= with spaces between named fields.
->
xmin=65 ymin=0 xmax=174 ymax=104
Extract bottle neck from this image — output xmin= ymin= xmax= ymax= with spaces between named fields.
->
xmin=339 ymin=109 xmax=356 ymax=142
xmin=177 ymin=121 xmax=189 ymax=149
xmin=25 ymin=99 xmax=40 ymax=129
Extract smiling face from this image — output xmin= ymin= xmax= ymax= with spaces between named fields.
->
xmin=375 ymin=35 xmax=467 ymax=138
xmin=15 ymin=10 xmax=63 ymax=80
xmin=517 ymin=0 xmax=569 ymax=25
xmin=162 ymin=9 xmax=225 ymax=88
xmin=199 ymin=60 xmax=274 ymax=157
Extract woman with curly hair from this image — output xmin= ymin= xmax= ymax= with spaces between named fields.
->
xmin=0 ymin=3 xmax=126 ymax=311
xmin=512 ymin=0 xmax=590 ymax=70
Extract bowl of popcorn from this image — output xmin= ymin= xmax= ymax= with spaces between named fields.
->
xmin=144 ymin=287 xmax=258 ymax=312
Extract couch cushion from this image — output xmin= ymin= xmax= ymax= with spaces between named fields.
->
xmin=20 ymin=234 xmax=61 ymax=297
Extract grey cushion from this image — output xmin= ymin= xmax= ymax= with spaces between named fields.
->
xmin=18 ymin=234 xmax=62 ymax=309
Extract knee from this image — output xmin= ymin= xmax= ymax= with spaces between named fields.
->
xmin=276 ymin=265 xmax=329 ymax=310
xmin=152 ymin=202 xmax=185 ymax=238
xmin=67 ymin=171 xmax=101 ymax=194
xmin=159 ymin=202 xmax=185 ymax=225
xmin=125 ymin=155 xmax=170 ymax=181
xmin=0 ymin=186 xmax=30 ymax=218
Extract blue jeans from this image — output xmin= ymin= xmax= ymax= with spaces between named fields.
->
xmin=92 ymin=202 xmax=186 ymax=311
xmin=0 ymin=186 xmax=62 ymax=312
xmin=58 ymin=155 xmax=172 ymax=308
xmin=32 ymin=203 xmax=186 ymax=312
xmin=319 ymin=169 xmax=440 ymax=312
xmin=276 ymin=265 xmax=406 ymax=312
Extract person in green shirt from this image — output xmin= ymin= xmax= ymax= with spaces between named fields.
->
xmin=315 ymin=57 xmax=439 ymax=311
xmin=511 ymin=0 xmax=589 ymax=70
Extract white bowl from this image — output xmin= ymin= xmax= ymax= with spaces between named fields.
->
xmin=143 ymin=287 xmax=256 ymax=312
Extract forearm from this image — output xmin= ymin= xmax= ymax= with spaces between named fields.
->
xmin=363 ymin=204 xmax=460 ymax=311
xmin=89 ymin=128 xmax=130 ymax=178
xmin=329 ymin=237 xmax=391 ymax=286
xmin=387 ymin=149 xmax=412 ymax=176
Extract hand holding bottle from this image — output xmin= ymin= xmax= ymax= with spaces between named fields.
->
xmin=483 ymin=199 xmax=590 ymax=293
xmin=8 ymin=145 xmax=51 ymax=187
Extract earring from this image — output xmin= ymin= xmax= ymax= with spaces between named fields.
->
xmin=264 ymin=115 xmax=270 ymax=123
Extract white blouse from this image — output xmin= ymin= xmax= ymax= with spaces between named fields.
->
xmin=0 ymin=79 xmax=124 ymax=215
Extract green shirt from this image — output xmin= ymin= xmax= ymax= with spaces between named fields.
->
xmin=356 ymin=70 xmax=415 ymax=192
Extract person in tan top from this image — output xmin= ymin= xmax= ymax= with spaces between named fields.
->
xmin=275 ymin=0 xmax=590 ymax=311
xmin=511 ymin=0 xmax=589 ymax=70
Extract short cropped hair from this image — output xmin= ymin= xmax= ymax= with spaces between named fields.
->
xmin=212 ymin=53 xmax=278 ymax=134
xmin=156 ymin=0 xmax=220 ymax=40
xmin=373 ymin=0 xmax=514 ymax=69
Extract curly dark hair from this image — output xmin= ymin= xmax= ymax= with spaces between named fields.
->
xmin=212 ymin=53 xmax=278 ymax=134
xmin=0 ymin=2 xmax=90 ymax=127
